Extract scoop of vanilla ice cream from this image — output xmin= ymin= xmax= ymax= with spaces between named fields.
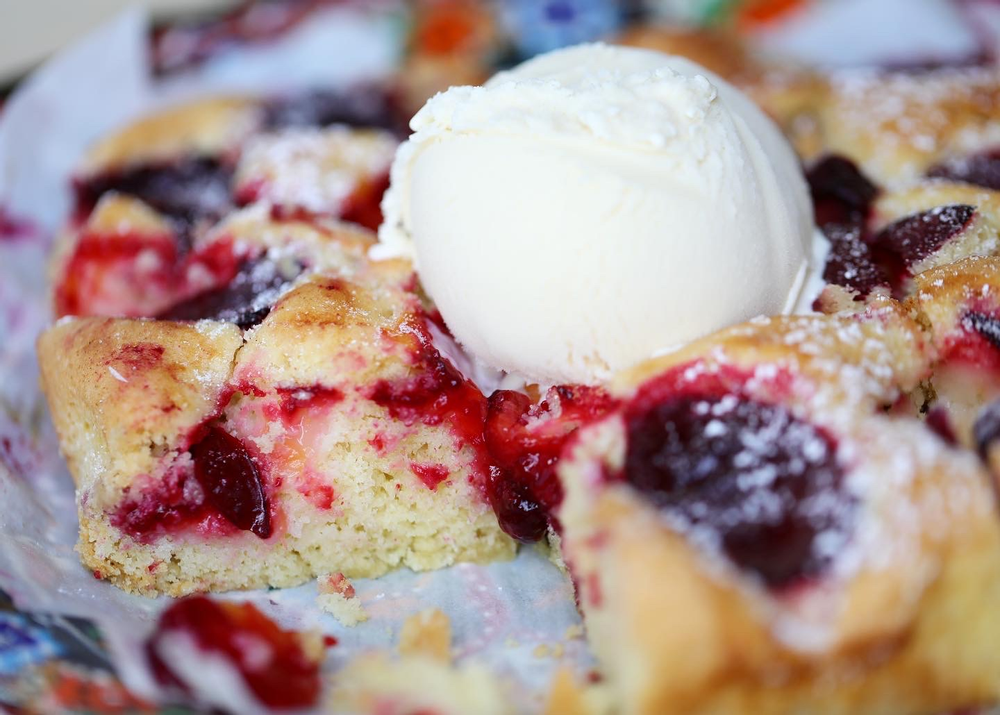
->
xmin=378 ymin=43 xmax=813 ymax=385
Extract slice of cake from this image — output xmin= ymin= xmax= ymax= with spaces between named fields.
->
xmin=39 ymin=216 xmax=514 ymax=596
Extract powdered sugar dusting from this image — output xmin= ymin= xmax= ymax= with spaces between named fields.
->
xmin=235 ymin=127 xmax=396 ymax=215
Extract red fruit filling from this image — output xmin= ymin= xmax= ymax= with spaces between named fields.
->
xmin=410 ymin=463 xmax=450 ymax=490
xmin=113 ymin=465 xmax=222 ymax=541
xmin=806 ymin=155 xmax=879 ymax=228
xmin=483 ymin=386 xmax=618 ymax=543
xmin=340 ymin=171 xmax=391 ymax=232
xmin=54 ymin=231 xmax=180 ymax=317
xmin=870 ymin=204 xmax=976 ymax=278
xmin=146 ymin=596 xmax=320 ymax=710
xmin=263 ymin=88 xmax=408 ymax=136
xmin=927 ymin=149 xmax=1000 ymax=191
xmin=257 ymin=171 xmax=390 ymax=233
xmin=619 ymin=368 xmax=852 ymax=590
xmin=74 ymin=157 xmax=235 ymax=251
xmin=274 ymin=386 xmax=344 ymax=419
xmin=485 ymin=465 xmax=549 ymax=543
xmin=819 ymin=203 xmax=977 ymax=300
xmin=158 ymin=255 xmax=303 ymax=329
xmin=368 ymin=317 xmax=488 ymax=459
xmin=925 ymin=406 xmax=959 ymax=446
xmin=808 ymin=157 xmax=979 ymax=301
xmin=819 ymin=223 xmax=889 ymax=299
xmin=115 ymin=423 xmax=273 ymax=541
xmin=190 ymin=426 xmax=271 ymax=539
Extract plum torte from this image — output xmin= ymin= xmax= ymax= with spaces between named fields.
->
xmin=34 ymin=29 xmax=1000 ymax=715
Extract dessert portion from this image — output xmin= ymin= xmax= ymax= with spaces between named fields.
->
xmin=555 ymin=309 xmax=1000 ymax=714
xmin=54 ymin=90 xmax=403 ymax=319
xmin=39 ymin=212 xmax=514 ymax=596
xmin=379 ymin=43 xmax=814 ymax=385
xmin=34 ymin=22 xmax=1000 ymax=713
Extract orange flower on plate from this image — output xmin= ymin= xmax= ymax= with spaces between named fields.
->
xmin=737 ymin=0 xmax=808 ymax=29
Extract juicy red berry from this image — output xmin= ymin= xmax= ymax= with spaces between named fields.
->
xmin=263 ymin=88 xmax=406 ymax=135
xmin=340 ymin=172 xmax=391 ymax=231
xmin=624 ymin=393 xmax=851 ymax=590
xmin=871 ymin=204 xmax=976 ymax=269
xmin=807 ymin=155 xmax=879 ymax=228
xmin=820 ymin=223 xmax=889 ymax=297
xmin=113 ymin=468 xmax=208 ymax=539
xmin=927 ymin=149 xmax=1000 ymax=191
xmin=925 ymin=406 xmax=959 ymax=446
xmin=146 ymin=596 xmax=320 ymax=709
xmin=483 ymin=386 xmax=618 ymax=543
xmin=190 ymin=426 xmax=271 ymax=538
xmin=962 ymin=311 xmax=1000 ymax=351
xmin=158 ymin=257 xmax=302 ymax=328
xmin=486 ymin=465 xmax=550 ymax=543
xmin=410 ymin=463 xmax=450 ymax=490
xmin=75 ymin=158 xmax=234 ymax=249
xmin=369 ymin=319 xmax=487 ymax=438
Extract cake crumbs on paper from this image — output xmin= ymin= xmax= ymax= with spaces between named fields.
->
xmin=398 ymin=608 xmax=452 ymax=663
xmin=564 ymin=624 xmax=585 ymax=640
xmin=543 ymin=665 xmax=614 ymax=715
xmin=316 ymin=572 xmax=367 ymax=627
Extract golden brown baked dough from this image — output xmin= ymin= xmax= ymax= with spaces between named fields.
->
xmin=557 ymin=311 xmax=1000 ymax=715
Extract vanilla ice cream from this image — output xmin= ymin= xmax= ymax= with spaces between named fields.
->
xmin=378 ymin=43 xmax=813 ymax=385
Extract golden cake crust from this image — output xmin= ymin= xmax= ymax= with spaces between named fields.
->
xmin=37 ymin=317 xmax=242 ymax=497
xmin=558 ymin=312 xmax=1000 ymax=714
xmin=809 ymin=68 xmax=1000 ymax=186
xmin=80 ymin=96 xmax=261 ymax=175
xmin=233 ymin=273 xmax=417 ymax=390
xmin=617 ymin=304 xmax=930 ymax=412
xmin=908 ymin=255 xmax=1000 ymax=344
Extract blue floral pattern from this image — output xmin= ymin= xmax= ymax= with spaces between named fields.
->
xmin=498 ymin=0 xmax=624 ymax=57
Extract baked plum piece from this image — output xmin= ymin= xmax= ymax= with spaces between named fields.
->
xmin=807 ymin=156 xmax=1000 ymax=312
xmin=555 ymin=309 xmax=1000 ymax=715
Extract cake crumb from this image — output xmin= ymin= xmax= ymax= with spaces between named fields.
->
xmin=544 ymin=665 xmax=612 ymax=715
xmin=564 ymin=624 xmax=585 ymax=640
xmin=399 ymin=608 xmax=451 ymax=663
xmin=316 ymin=573 xmax=367 ymax=627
